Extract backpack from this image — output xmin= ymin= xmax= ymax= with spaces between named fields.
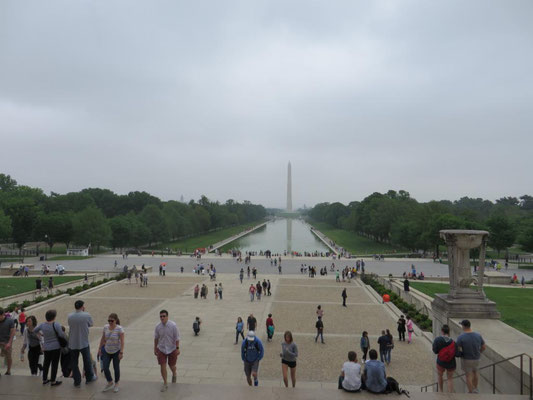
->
xmin=438 ymin=340 xmax=456 ymax=362
xmin=193 ymin=321 xmax=199 ymax=331
xmin=243 ymin=339 xmax=260 ymax=358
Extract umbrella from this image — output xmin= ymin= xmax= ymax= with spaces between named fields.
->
xmin=161 ymin=262 xmax=167 ymax=266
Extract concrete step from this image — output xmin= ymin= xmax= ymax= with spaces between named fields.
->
xmin=0 ymin=375 xmax=529 ymax=400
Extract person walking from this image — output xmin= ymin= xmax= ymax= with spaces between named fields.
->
xmin=360 ymin=331 xmax=369 ymax=363
xmin=377 ymin=330 xmax=391 ymax=365
xmin=249 ymin=284 xmax=256 ymax=302
xmin=456 ymin=320 xmax=485 ymax=394
xmin=266 ymin=314 xmax=275 ymax=342
xmin=33 ymin=310 xmax=66 ymax=386
xmin=241 ymin=331 xmax=264 ymax=386
xmin=68 ymin=300 xmax=96 ymax=387
xmin=256 ymin=282 xmax=262 ymax=301
xmin=98 ymin=313 xmax=125 ymax=393
xmin=280 ymin=331 xmax=298 ymax=387
xmin=267 ymin=280 xmax=271 ymax=296
xmin=235 ymin=317 xmax=245 ymax=344
xmin=154 ymin=310 xmax=180 ymax=392
xmin=385 ymin=329 xmax=394 ymax=364
xmin=20 ymin=315 xmax=43 ymax=376
xmin=432 ymin=324 xmax=456 ymax=393
xmin=247 ymin=314 xmax=257 ymax=332
xmin=316 ymin=305 xmax=324 ymax=319
xmin=19 ymin=308 xmax=27 ymax=334
xmin=193 ymin=284 xmax=199 ymax=299
xmin=315 ymin=316 xmax=324 ymax=344
xmin=214 ymin=284 xmax=218 ymax=300
xmin=239 ymin=268 xmax=244 ymax=283
xmin=397 ymin=315 xmax=406 ymax=341
xmin=341 ymin=288 xmax=347 ymax=307
xmin=406 ymin=316 xmax=414 ymax=344
xmin=0 ymin=308 xmax=16 ymax=376
xmin=218 ymin=283 xmax=223 ymax=300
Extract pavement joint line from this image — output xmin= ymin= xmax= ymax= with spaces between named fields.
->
xmin=277 ymin=284 xmax=363 ymax=288
xmin=272 ymin=300 xmax=377 ymax=305
xmin=80 ymin=296 xmax=170 ymax=300
xmin=271 ymin=332 xmax=383 ymax=338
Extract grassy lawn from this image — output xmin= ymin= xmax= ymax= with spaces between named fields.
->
xmin=0 ymin=276 xmax=83 ymax=298
xmin=47 ymin=256 xmax=93 ymax=261
xmin=309 ymin=221 xmax=407 ymax=255
xmin=159 ymin=220 xmax=266 ymax=252
xmin=410 ymin=282 xmax=533 ymax=338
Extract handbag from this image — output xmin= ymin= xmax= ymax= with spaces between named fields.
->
xmin=52 ymin=323 xmax=69 ymax=348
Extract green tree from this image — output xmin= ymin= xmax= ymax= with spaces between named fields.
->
xmin=140 ymin=204 xmax=168 ymax=246
xmin=518 ymin=219 xmax=533 ymax=251
xmin=109 ymin=215 xmax=132 ymax=249
xmin=487 ymin=215 xmax=516 ymax=256
xmin=0 ymin=209 xmax=12 ymax=240
xmin=3 ymin=197 xmax=39 ymax=251
xmin=73 ymin=207 xmax=111 ymax=251
xmin=35 ymin=212 xmax=74 ymax=250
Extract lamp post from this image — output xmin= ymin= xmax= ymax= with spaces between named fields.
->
xmin=44 ymin=234 xmax=48 ymax=261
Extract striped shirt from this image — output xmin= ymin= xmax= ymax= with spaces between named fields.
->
xmin=103 ymin=324 xmax=124 ymax=354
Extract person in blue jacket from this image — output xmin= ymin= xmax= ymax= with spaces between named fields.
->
xmin=241 ymin=331 xmax=264 ymax=386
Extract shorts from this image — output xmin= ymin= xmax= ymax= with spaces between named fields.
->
xmin=282 ymin=359 xmax=296 ymax=368
xmin=436 ymin=363 xmax=455 ymax=373
xmin=0 ymin=343 xmax=13 ymax=362
xmin=243 ymin=360 xmax=259 ymax=377
xmin=461 ymin=358 xmax=479 ymax=373
xmin=156 ymin=349 xmax=178 ymax=367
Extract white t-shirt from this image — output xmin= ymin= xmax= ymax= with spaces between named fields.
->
xmin=342 ymin=361 xmax=362 ymax=391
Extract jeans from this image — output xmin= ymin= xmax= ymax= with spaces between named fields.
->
xmin=398 ymin=330 xmax=405 ymax=341
xmin=70 ymin=346 xmax=94 ymax=385
xmin=361 ymin=347 xmax=368 ymax=361
xmin=235 ymin=330 xmax=244 ymax=343
xmin=315 ymin=331 xmax=324 ymax=343
xmin=102 ymin=349 xmax=121 ymax=383
xmin=385 ymin=348 xmax=391 ymax=364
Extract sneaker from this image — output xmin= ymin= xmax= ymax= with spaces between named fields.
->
xmin=4 ymin=372 xmax=11 ymax=375
xmin=51 ymin=381 xmax=62 ymax=387
xmin=103 ymin=382 xmax=114 ymax=392
xmin=160 ymin=384 xmax=168 ymax=392
xmin=42 ymin=380 xmax=50 ymax=385
xmin=113 ymin=385 xmax=120 ymax=393
xmin=172 ymin=375 xmax=177 ymax=383
xmin=87 ymin=376 xmax=98 ymax=383
xmin=473 ymin=388 xmax=479 ymax=394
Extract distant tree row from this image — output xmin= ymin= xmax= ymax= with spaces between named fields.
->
xmin=0 ymin=174 xmax=266 ymax=252
xmin=309 ymin=190 xmax=533 ymax=255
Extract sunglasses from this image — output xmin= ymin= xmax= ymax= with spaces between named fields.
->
xmin=108 ymin=320 xmax=115 ymax=323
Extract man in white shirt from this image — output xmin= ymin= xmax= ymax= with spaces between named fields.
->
xmin=154 ymin=310 xmax=180 ymax=392
xmin=338 ymin=351 xmax=362 ymax=392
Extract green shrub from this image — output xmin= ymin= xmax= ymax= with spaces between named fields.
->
xmin=7 ymin=302 xmax=19 ymax=312
xmin=22 ymin=300 xmax=31 ymax=308
xmin=35 ymin=296 xmax=45 ymax=303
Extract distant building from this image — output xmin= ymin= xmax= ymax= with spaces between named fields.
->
xmin=67 ymin=248 xmax=89 ymax=256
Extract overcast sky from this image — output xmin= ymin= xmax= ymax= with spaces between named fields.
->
xmin=1 ymin=1 xmax=532 ymax=209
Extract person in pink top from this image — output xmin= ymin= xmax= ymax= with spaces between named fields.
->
xmin=406 ymin=316 xmax=414 ymax=344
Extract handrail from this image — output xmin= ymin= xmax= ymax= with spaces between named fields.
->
xmin=421 ymin=352 xmax=532 ymax=399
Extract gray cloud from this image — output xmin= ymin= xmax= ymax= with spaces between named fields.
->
xmin=1 ymin=0 xmax=532 ymax=208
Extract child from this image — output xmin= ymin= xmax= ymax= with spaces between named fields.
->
xmin=193 ymin=317 xmax=202 ymax=336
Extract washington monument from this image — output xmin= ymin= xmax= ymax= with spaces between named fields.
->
xmin=287 ymin=161 xmax=292 ymax=212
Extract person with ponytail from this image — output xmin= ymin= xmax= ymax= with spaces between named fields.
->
xmin=98 ymin=313 xmax=125 ymax=393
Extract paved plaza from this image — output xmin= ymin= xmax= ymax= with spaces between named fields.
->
xmin=8 ymin=269 xmax=436 ymax=390
xmin=18 ymin=253 xmax=533 ymax=280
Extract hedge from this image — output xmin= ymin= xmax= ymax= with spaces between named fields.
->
xmin=362 ymin=274 xmax=433 ymax=332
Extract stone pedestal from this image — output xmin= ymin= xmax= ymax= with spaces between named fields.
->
xmin=431 ymin=230 xmax=500 ymax=335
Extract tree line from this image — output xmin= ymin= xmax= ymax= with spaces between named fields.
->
xmin=0 ymin=174 xmax=266 ymax=252
xmin=309 ymin=190 xmax=533 ymax=255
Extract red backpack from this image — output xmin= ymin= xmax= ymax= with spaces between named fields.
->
xmin=438 ymin=340 xmax=456 ymax=362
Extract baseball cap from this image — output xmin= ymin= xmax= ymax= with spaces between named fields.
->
xmin=460 ymin=319 xmax=471 ymax=328
xmin=247 ymin=331 xmax=255 ymax=341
